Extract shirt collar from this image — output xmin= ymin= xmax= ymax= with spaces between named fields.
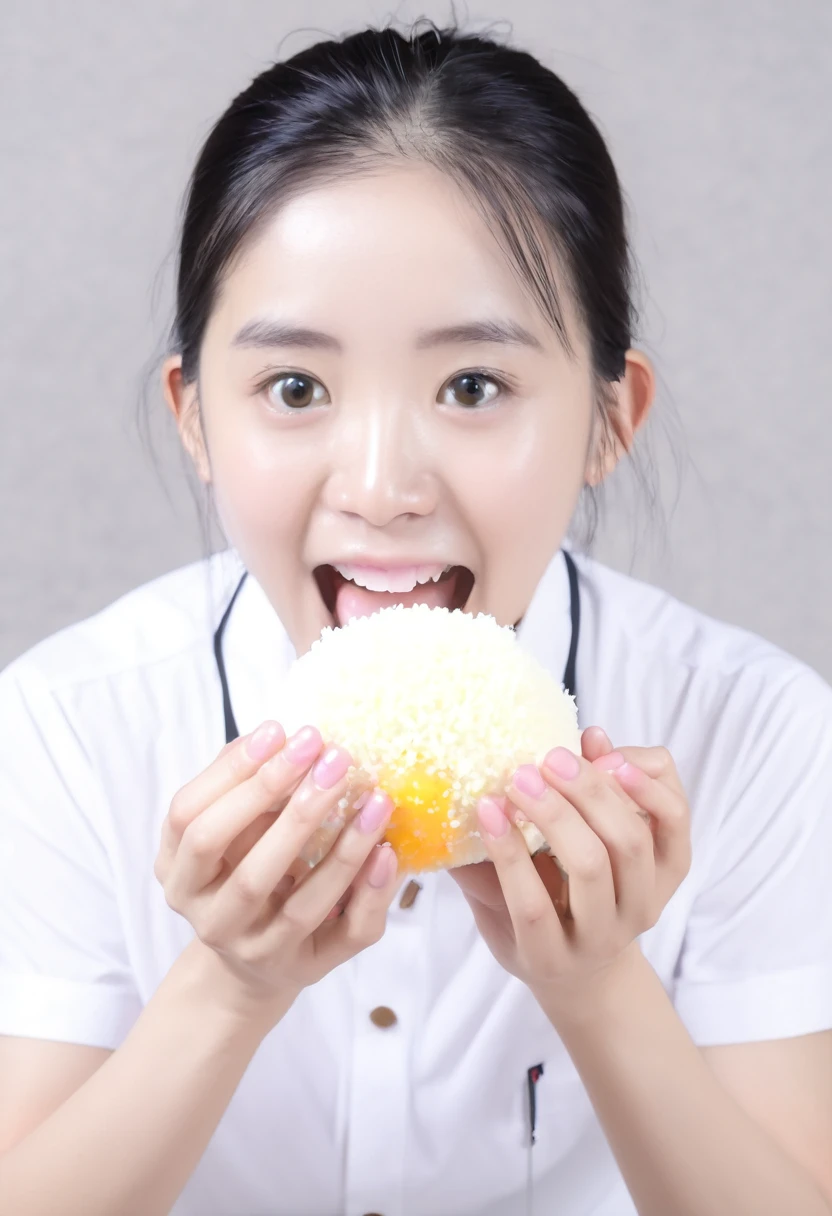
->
xmin=219 ymin=548 xmax=574 ymax=741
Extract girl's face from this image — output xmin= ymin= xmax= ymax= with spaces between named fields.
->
xmin=165 ymin=164 xmax=652 ymax=656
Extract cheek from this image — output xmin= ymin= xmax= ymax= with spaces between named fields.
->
xmin=451 ymin=417 xmax=586 ymax=552
xmin=206 ymin=419 xmax=314 ymax=548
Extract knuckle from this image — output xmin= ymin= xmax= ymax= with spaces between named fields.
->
xmin=654 ymin=746 xmax=673 ymax=771
xmin=167 ymin=790 xmax=195 ymax=836
xmin=279 ymin=899 xmax=312 ymax=935
xmin=618 ymin=826 xmax=650 ymax=860
xmin=539 ymin=796 xmax=566 ymax=828
xmin=255 ymin=757 xmax=290 ymax=800
xmin=581 ymin=773 xmax=607 ymax=803
xmin=181 ymin=822 xmax=215 ymax=860
xmin=326 ymin=848 xmax=361 ymax=892
xmin=663 ymin=795 xmax=689 ymax=827
xmin=342 ymin=913 xmax=384 ymax=951
xmin=161 ymin=882 xmax=184 ymax=915
xmin=518 ymin=897 xmax=551 ymax=927
xmin=232 ymin=868 xmax=264 ymax=906
xmin=226 ymin=740 xmax=253 ymax=781
xmin=195 ymin=916 xmax=224 ymax=950
xmin=572 ymin=841 xmax=607 ymax=880
xmin=234 ymin=936 xmax=266 ymax=967
xmin=285 ymin=785 xmax=324 ymax=828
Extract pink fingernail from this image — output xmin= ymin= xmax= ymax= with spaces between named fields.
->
xmin=594 ymin=751 xmax=626 ymax=771
xmin=544 ymin=747 xmax=580 ymax=780
xmin=584 ymin=726 xmax=611 ymax=747
xmin=614 ymin=762 xmax=638 ymax=782
xmin=358 ymin=790 xmax=393 ymax=833
xmin=367 ymin=842 xmax=397 ymax=888
xmin=246 ymin=721 xmax=285 ymax=762
xmin=312 ymin=746 xmax=352 ymax=790
xmin=478 ymin=796 xmax=510 ymax=838
xmin=513 ymin=764 xmax=547 ymax=798
xmin=283 ymin=725 xmax=323 ymax=767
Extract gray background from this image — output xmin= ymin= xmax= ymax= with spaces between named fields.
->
xmin=2 ymin=0 xmax=830 ymax=678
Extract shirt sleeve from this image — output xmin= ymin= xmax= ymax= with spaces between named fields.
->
xmin=0 ymin=659 xmax=143 ymax=1049
xmin=671 ymin=664 xmax=832 ymax=1047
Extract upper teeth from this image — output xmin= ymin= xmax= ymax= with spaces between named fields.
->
xmin=333 ymin=563 xmax=452 ymax=593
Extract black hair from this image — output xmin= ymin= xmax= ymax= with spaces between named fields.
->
xmin=149 ymin=12 xmax=674 ymax=554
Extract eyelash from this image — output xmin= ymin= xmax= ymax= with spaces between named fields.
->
xmin=253 ymin=368 xmax=518 ymax=414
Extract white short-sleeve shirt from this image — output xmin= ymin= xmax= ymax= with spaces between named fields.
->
xmin=1 ymin=547 xmax=831 ymax=1216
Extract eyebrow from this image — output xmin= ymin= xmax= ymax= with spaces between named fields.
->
xmin=230 ymin=317 xmax=545 ymax=353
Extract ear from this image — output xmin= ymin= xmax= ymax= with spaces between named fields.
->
xmin=585 ymin=349 xmax=655 ymax=487
xmin=161 ymin=354 xmax=211 ymax=484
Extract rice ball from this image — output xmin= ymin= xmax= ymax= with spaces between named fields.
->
xmin=276 ymin=604 xmax=580 ymax=874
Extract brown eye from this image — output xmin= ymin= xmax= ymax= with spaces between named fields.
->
xmin=442 ymin=372 xmax=502 ymax=409
xmin=266 ymin=373 xmax=327 ymax=412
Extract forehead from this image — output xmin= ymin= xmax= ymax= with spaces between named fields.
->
xmin=207 ymin=164 xmax=585 ymax=358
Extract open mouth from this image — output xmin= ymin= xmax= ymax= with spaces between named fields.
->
xmin=314 ymin=563 xmax=475 ymax=628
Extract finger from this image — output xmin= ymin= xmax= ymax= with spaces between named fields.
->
xmin=474 ymin=795 xmax=569 ymax=960
xmin=591 ymin=749 xmax=641 ymax=808
xmin=200 ymin=759 xmax=372 ymax=939
xmin=273 ymin=790 xmax=395 ymax=934
xmin=166 ymin=721 xmax=290 ymax=846
xmin=615 ymin=745 xmax=685 ymax=798
xmin=612 ymin=761 xmax=691 ymax=886
xmin=536 ymin=751 xmax=655 ymax=926
xmin=447 ymin=858 xmax=506 ymax=911
xmin=313 ymin=838 xmax=401 ymax=969
xmin=169 ymin=727 xmax=328 ymax=901
xmin=155 ymin=728 xmax=286 ymax=882
xmin=581 ymin=726 xmax=614 ymax=763
xmin=506 ymin=766 xmax=618 ymax=941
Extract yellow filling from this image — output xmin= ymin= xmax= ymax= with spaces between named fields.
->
xmin=378 ymin=758 xmax=459 ymax=871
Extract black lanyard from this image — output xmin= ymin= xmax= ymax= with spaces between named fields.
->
xmin=214 ymin=549 xmax=581 ymax=746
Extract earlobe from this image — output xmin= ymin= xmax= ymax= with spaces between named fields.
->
xmin=160 ymin=354 xmax=212 ymax=485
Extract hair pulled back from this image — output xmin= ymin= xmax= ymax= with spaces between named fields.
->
xmin=170 ymin=14 xmax=636 ymax=414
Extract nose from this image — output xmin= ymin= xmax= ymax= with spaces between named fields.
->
xmin=325 ymin=399 xmax=438 ymax=527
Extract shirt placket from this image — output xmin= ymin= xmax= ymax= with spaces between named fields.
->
xmin=344 ymin=878 xmax=429 ymax=1216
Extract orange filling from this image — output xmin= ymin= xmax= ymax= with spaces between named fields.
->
xmin=379 ymin=759 xmax=460 ymax=871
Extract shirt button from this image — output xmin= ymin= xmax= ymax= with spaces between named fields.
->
xmin=398 ymin=879 xmax=422 ymax=909
xmin=369 ymin=1005 xmax=398 ymax=1029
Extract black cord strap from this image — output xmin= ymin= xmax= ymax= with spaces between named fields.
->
xmin=561 ymin=548 xmax=580 ymax=700
xmin=213 ymin=571 xmax=248 ymax=744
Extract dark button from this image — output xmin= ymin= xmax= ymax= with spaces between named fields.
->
xmin=398 ymin=879 xmax=422 ymax=909
xmin=363 ymin=1212 xmax=384 ymax=1215
xmin=369 ymin=1005 xmax=398 ymax=1029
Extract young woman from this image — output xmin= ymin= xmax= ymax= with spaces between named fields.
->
xmin=1 ymin=19 xmax=830 ymax=1216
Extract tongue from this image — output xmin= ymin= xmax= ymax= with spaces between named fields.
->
xmin=335 ymin=570 xmax=459 ymax=625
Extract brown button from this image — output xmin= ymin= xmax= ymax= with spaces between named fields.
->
xmin=398 ymin=879 xmax=422 ymax=909
xmin=369 ymin=1005 xmax=398 ymax=1029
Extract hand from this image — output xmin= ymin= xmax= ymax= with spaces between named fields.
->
xmin=154 ymin=721 xmax=400 ymax=1021
xmin=448 ymin=727 xmax=692 ymax=1010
